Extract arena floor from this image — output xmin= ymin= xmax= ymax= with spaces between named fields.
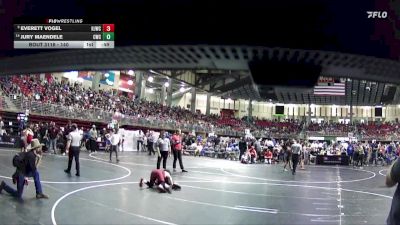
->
xmin=0 ymin=148 xmax=395 ymax=225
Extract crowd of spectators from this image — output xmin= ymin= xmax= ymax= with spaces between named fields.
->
xmin=0 ymin=75 xmax=236 ymax=132
xmin=355 ymin=122 xmax=400 ymax=141
xmin=306 ymin=121 xmax=353 ymax=136
xmin=255 ymin=119 xmax=303 ymax=137
xmin=2 ymin=75 xmax=400 ymax=141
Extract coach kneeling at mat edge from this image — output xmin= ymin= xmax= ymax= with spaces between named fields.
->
xmin=64 ymin=124 xmax=82 ymax=177
xmin=0 ymin=139 xmax=49 ymax=199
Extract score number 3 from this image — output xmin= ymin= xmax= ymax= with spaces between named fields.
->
xmin=102 ymin=24 xmax=115 ymax=32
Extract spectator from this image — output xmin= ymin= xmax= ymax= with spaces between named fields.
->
xmin=265 ymin=150 xmax=273 ymax=164
xmin=89 ymin=125 xmax=98 ymax=153
xmin=137 ymin=130 xmax=144 ymax=152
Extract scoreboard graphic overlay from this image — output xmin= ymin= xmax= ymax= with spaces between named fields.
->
xmin=14 ymin=21 xmax=115 ymax=49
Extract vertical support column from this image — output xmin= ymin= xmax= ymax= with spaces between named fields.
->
xmin=307 ymin=104 xmax=312 ymax=125
xmin=113 ymin=71 xmax=120 ymax=91
xmin=135 ymin=71 xmax=143 ymax=100
xmin=167 ymin=79 xmax=173 ymax=107
xmin=92 ymin=72 xmax=101 ymax=91
xmin=350 ymin=90 xmax=356 ymax=125
xmin=248 ymin=99 xmax=253 ymax=118
xmin=161 ymin=84 xmax=167 ymax=106
xmin=191 ymin=88 xmax=196 ymax=113
xmin=206 ymin=92 xmax=211 ymax=116
xmin=350 ymin=104 xmax=353 ymax=125
xmin=141 ymin=76 xmax=146 ymax=100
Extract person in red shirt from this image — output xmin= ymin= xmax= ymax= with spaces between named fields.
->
xmin=139 ymin=169 xmax=181 ymax=193
xmin=249 ymin=146 xmax=257 ymax=164
xmin=171 ymin=130 xmax=188 ymax=172
xmin=265 ymin=150 xmax=273 ymax=164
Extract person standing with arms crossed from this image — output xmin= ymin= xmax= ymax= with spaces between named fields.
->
xmin=172 ymin=130 xmax=188 ymax=172
xmin=156 ymin=130 xmax=171 ymax=170
xmin=89 ymin=125 xmax=98 ymax=153
xmin=110 ymin=129 xmax=120 ymax=163
xmin=137 ymin=130 xmax=144 ymax=152
xmin=147 ymin=131 xmax=156 ymax=155
xmin=291 ymin=140 xmax=302 ymax=175
xmin=64 ymin=124 xmax=82 ymax=177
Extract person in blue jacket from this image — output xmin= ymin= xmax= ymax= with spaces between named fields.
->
xmin=347 ymin=142 xmax=354 ymax=164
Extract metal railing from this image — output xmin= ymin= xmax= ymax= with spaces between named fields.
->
xmin=3 ymin=95 xmax=397 ymax=141
xmin=1 ymin=95 xmax=246 ymax=137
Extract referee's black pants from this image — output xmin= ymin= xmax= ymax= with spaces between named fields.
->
xmin=292 ymin=154 xmax=299 ymax=175
xmin=157 ymin=151 xmax=168 ymax=169
xmin=67 ymin=146 xmax=80 ymax=175
xmin=148 ymin=142 xmax=155 ymax=155
xmin=239 ymin=149 xmax=245 ymax=161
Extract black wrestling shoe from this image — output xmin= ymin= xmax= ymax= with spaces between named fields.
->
xmin=36 ymin=193 xmax=49 ymax=199
xmin=139 ymin=178 xmax=144 ymax=187
xmin=182 ymin=169 xmax=188 ymax=172
xmin=0 ymin=181 xmax=5 ymax=194
xmin=75 ymin=173 xmax=80 ymax=177
xmin=172 ymin=183 xmax=181 ymax=190
xmin=64 ymin=170 xmax=70 ymax=174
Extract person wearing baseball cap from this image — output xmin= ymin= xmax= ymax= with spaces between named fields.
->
xmin=0 ymin=139 xmax=49 ymax=199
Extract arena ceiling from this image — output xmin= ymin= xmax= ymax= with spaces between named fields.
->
xmin=1 ymin=0 xmax=400 ymax=105
xmin=1 ymin=45 xmax=400 ymax=105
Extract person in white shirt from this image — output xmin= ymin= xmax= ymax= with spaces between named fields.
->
xmin=79 ymin=127 xmax=84 ymax=148
xmin=291 ymin=140 xmax=302 ymax=175
xmin=64 ymin=124 xmax=82 ymax=176
xmin=110 ymin=129 xmax=120 ymax=163
xmin=147 ymin=131 xmax=156 ymax=155
xmin=156 ymin=130 xmax=171 ymax=170
xmin=0 ymin=118 xmax=4 ymax=136
xmin=137 ymin=130 xmax=144 ymax=152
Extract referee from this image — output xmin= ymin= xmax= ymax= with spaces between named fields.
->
xmin=291 ymin=140 xmax=302 ymax=175
xmin=64 ymin=124 xmax=82 ymax=177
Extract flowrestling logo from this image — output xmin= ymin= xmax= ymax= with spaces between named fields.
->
xmin=367 ymin=11 xmax=388 ymax=19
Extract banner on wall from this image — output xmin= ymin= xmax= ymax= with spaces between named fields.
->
xmin=99 ymin=71 xmax=115 ymax=86
xmin=119 ymin=72 xmax=136 ymax=93
xmin=78 ymin=71 xmax=95 ymax=81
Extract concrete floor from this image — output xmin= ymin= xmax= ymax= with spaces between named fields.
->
xmin=0 ymin=148 xmax=395 ymax=225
